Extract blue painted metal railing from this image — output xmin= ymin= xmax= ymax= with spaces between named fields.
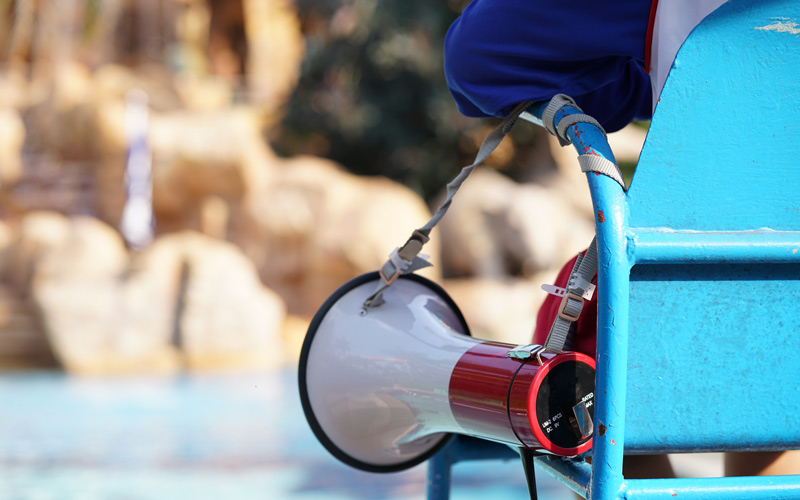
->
xmin=427 ymin=1 xmax=800 ymax=499
xmin=428 ymin=100 xmax=800 ymax=500
xmin=522 ymin=99 xmax=630 ymax=500
xmin=426 ymin=436 xmax=520 ymax=500
xmin=520 ymin=102 xmax=800 ymax=500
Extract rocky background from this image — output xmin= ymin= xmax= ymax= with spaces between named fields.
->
xmin=0 ymin=0 xmax=644 ymax=374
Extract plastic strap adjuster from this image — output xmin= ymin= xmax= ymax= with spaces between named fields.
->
xmin=542 ymin=283 xmax=596 ymax=301
xmin=379 ymin=248 xmax=409 ymax=286
xmin=557 ymin=292 xmax=585 ymax=322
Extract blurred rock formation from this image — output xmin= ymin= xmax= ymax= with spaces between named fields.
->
xmin=0 ymin=217 xmax=57 ymax=368
xmin=30 ymin=212 xmax=177 ymax=374
xmin=243 ymin=0 xmax=305 ymax=117
xmin=240 ymin=154 xmax=440 ymax=315
xmin=0 ymin=108 xmax=25 ymax=187
xmin=9 ymin=212 xmax=286 ymax=374
xmin=437 ymin=167 xmax=595 ymax=279
xmin=136 ymin=230 xmax=287 ymax=372
xmin=0 ymin=0 xmax=648 ymax=372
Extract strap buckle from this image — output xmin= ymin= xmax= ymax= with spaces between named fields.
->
xmin=557 ymin=292 xmax=585 ymax=322
xmin=378 ymin=260 xmax=401 ymax=287
xmin=542 ymin=283 xmax=595 ymax=301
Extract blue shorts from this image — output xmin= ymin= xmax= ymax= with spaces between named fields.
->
xmin=444 ymin=0 xmax=655 ymax=132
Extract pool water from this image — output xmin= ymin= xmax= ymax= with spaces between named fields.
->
xmin=0 ymin=370 xmax=573 ymax=500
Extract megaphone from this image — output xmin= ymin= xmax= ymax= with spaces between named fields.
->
xmin=299 ymin=272 xmax=595 ymax=473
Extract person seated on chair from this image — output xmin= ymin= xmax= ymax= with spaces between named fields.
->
xmin=444 ymin=0 xmax=800 ymax=479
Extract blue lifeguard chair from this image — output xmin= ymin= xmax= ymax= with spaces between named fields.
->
xmin=428 ymin=0 xmax=800 ymax=498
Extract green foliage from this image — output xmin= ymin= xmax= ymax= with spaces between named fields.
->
xmin=272 ymin=0 xmax=485 ymax=201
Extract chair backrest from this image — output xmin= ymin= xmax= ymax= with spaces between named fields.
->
xmin=621 ymin=0 xmax=800 ymax=453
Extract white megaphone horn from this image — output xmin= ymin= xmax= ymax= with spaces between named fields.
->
xmin=298 ymin=272 xmax=595 ymax=473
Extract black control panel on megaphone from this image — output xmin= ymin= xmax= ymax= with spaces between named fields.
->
xmin=299 ymin=272 xmax=595 ymax=473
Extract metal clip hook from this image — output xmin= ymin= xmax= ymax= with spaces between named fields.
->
xmin=507 ymin=344 xmax=548 ymax=365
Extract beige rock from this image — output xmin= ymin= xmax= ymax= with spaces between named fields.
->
xmin=437 ymin=167 xmax=594 ymax=280
xmin=442 ymin=272 xmax=558 ymax=346
xmin=243 ymin=0 xmax=305 ymax=118
xmin=0 ymin=222 xmax=55 ymax=369
xmin=7 ymin=211 xmax=73 ymax=293
xmin=0 ymin=108 xmax=25 ymax=187
xmin=243 ymin=155 xmax=439 ymax=315
xmin=20 ymin=62 xmax=106 ymax=163
xmin=146 ymin=231 xmax=287 ymax=371
xmin=94 ymin=97 xmax=128 ymax=155
xmin=30 ymin=215 xmax=181 ymax=374
xmin=82 ymin=100 xmax=274 ymax=234
xmin=0 ymin=70 xmax=29 ymax=109
xmin=27 ymin=219 xmax=287 ymax=374
xmin=0 ymin=214 xmax=16 ymax=279
xmin=503 ymin=183 xmax=595 ymax=274
xmin=436 ymin=167 xmax=516 ymax=278
xmin=0 ymin=285 xmax=57 ymax=369
xmin=148 ymin=107 xmax=276 ymax=234
xmin=34 ymin=215 xmax=129 ymax=280
xmin=149 ymin=107 xmax=273 ymax=181
xmin=90 ymin=65 xmax=205 ymax=228
xmin=34 ymin=275 xmax=182 ymax=375
xmin=93 ymin=64 xmax=182 ymax=113
xmin=174 ymin=0 xmax=212 ymax=76
xmin=173 ymin=74 xmax=233 ymax=111
xmin=281 ymin=314 xmax=311 ymax=365
xmin=51 ymin=62 xmax=95 ymax=113
xmin=199 ymin=195 xmax=231 ymax=240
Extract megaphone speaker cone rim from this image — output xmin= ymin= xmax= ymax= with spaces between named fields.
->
xmin=298 ymin=271 xmax=471 ymax=473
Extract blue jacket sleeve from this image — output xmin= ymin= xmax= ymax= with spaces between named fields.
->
xmin=444 ymin=0 xmax=654 ymax=132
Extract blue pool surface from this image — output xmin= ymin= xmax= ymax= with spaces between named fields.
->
xmin=0 ymin=370 xmax=574 ymax=500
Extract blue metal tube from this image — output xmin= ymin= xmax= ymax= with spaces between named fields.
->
xmin=630 ymin=228 xmax=800 ymax=264
xmin=427 ymin=451 xmax=452 ymax=500
xmin=525 ymin=99 xmax=630 ymax=500
xmin=624 ymin=475 xmax=800 ymax=500
xmin=449 ymin=438 xmax=519 ymax=463
xmin=534 ymin=456 xmax=592 ymax=498
xmin=426 ymin=436 xmax=519 ymax=500
xmin=585 ymin=173 xmax=630 ymax=500
xmin=522 ymin=103 xmax=618 ymax=167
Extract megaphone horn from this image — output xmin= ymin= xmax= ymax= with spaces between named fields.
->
xmin=299 ymin=272 xmax=595 ymax=473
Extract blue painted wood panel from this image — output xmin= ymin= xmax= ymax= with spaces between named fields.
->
xmin=622 ymin=0 xmax=800 ymax=454
xmin=625 ymin=263 xmax=800 ymax=452
xmin=628 ymin=0 xmax=800 ymax=231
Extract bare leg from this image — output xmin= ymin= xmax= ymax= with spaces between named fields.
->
xmin=725 ymin=451 xmax=800 ymax=477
